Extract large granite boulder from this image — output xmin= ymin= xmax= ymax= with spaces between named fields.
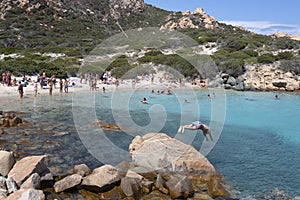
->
xmin=0 ymin=151 xmax=15 ymax=177
xmin=54 ymin=174 xmax=82 ymax=193
xmin=8 ymin=155 xmax=49 ymax=187
xmin=129 ymin=133 xmax=217 ymax=174
xmin=82 ymin=165 xmax=123 ymax=193
xmin=129 ymin=133 xmax=230 ymax=198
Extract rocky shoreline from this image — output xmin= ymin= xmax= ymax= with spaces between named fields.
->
xmin=209 ymin=63 xmax=300 ymax=92
xmin=0 ymin=133 xmax=235 ymax=200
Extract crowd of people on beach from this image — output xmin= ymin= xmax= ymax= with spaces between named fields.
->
xmin=0 ymin=71 xmax=74 ymax=99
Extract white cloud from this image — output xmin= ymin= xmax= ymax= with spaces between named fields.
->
xmin=220 ymin=20 xmax=300 ymax=36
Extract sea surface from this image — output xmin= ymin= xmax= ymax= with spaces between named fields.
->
xmin=1 ymin=88 xmax=299 ymax=199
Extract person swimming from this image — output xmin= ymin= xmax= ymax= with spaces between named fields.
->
xmin=141 ymin=97 xmax=148 ymax=104
xmin=178 ymin=121 xmax=213 ymax=141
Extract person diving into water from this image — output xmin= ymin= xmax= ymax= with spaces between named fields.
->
xmin=178 ymin=121 xmax=213 ymax=141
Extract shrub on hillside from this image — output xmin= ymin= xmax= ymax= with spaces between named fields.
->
xmin=280 ymin=59 xmax=300 ymax=74
xmin=257 ymin=53 xmax=276 ymax=64
xmin=218 ymin=59 xmax=245 ymax=77
xmin=276 ymin=51 xmax=294 ymax=60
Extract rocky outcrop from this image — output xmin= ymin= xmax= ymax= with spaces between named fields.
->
xmin=273 ymin=32 xmax=300 ymax=41
xmin=208 ymin=63 xmax=300 ymax=91
xmin=161 ymin=7 xmax=220 ymax=30
xmin=241 ymin=64 xmax=300 ymax=91
xmin=109 ymin=0 xmax=145 ymax=20
xmin=0 ymin=131 xmax=233 ymax=199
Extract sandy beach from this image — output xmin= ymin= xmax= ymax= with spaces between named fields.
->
xmin=0 ymin=76 xmax=204 ymax=99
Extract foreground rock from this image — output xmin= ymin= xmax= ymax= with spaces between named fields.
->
xmin=129 ymin=133 xmax=230 ymax=198
xmin=6 ymin=189 xmax=45 ymax=200
xmin=8 ymin=155 xmax=49 ymax=187
xmin=54 ymin=174 xmax=82 ymax=193
xmin=0 ymin=132 xmax=234 ymax=199
xmin=0 ymin=151 xmax=15 ymax=177
xmin=81 ymin=165 xmax=123 ymax=193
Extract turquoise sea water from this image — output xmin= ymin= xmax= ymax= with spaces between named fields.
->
xmin=1 ymin=89 xmax=299 ymax=199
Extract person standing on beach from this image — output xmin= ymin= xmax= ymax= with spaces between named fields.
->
xmin=48 ymin=80 xmax=53 ymax=96
xmin=6 ymin=72 xmax=11 ymax=86
xmin=64 ymin=79 xmax=69 ymax=93
xmin=115 ymin=78 xmax=119 ymax=90
xmin=18 ymin=81 xmax=24 ymax=99
xmin=33 ymin=81 xmax=38 ymax=97
xmin=1 ymin=72 xmax=6 ymax=85
xmin=59 ymin=79 xmax=63 ymax=93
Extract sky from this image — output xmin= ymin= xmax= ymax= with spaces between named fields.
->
xmin=144 ymin=0 xmax=300 ymax=36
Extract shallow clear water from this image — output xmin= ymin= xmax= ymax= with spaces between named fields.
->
xmin=1 ymin=89 xmax=299 ymax=198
